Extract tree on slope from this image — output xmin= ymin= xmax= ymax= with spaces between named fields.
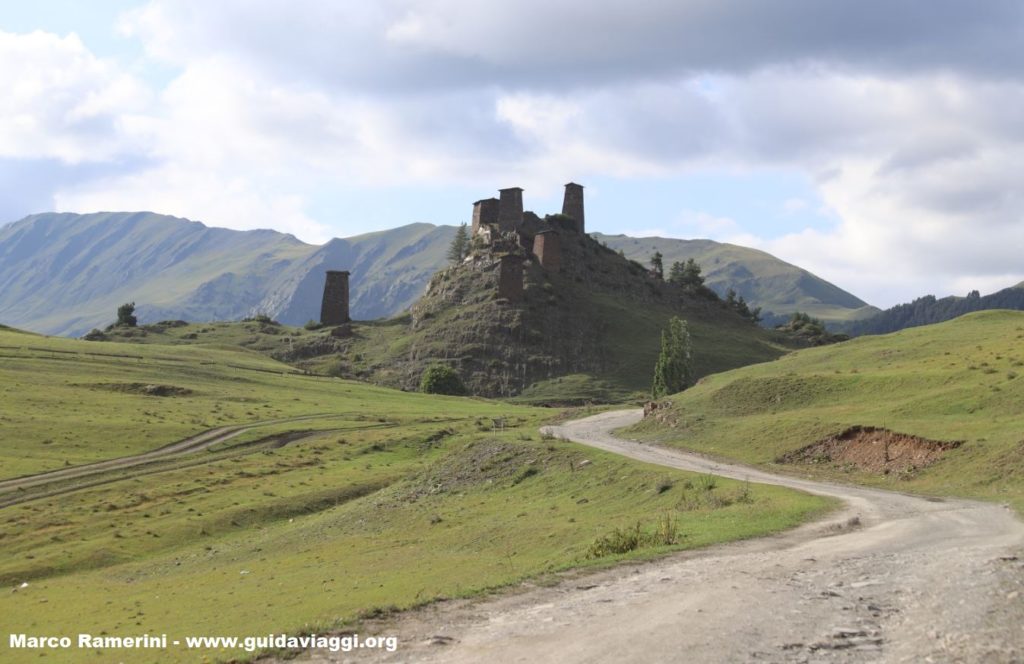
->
xmin=652 ymin=316 xmax=693 ymax=398
xmin=116 ymin=302 xmax=137 ymax=327
xmin=650 ymin=251 xmax=664 ymax=280
xmin=447 ymin=223 xmax=469 ymax=264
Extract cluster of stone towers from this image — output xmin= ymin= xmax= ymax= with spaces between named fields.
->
xmin=471 ymin=182 xmax=585 ymax=302
xmin=316 ymin=182 xmax=586 ymax=321
xmin=471 ymin=182 xmax=585 ymax=237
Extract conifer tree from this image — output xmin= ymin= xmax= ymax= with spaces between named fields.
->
xmin=652 ymin=316 xmax=693 ymax=398
xmin=681 ymin=258 xmax=704 ymax=287
xmin=668 ymin=261 xmax=685 ymax=284
xmin=447 ymin=223 xmax=469 ymax=264
xmin=650 ymin=251 xmax=664 ymax=279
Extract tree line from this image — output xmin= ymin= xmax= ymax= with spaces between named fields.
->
xmin=844 ymin=286 xmax=1024 ymax=336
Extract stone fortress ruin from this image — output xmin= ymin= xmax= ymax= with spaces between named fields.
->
xmin=470 ymin=182 xmax=586 ymax=301
xmin=318 ymin=182 xmax=585 ymax=324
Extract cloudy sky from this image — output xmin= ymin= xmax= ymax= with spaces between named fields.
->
xmin=2 ymin=1 xmax=1022 ymax=307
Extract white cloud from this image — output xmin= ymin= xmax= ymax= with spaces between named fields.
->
xmin=0 ymin=29 xmax=150 ymax=163
xmin=5 ymin=2 xmax=1024 ymax=305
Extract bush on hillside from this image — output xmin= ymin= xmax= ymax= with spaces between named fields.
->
xmin=116 ymin=302 xmax=137 ymax=327
xmin=419 ymin=364 xmax=467 ymax=396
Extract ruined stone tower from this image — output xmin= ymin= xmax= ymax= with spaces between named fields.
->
xmin=320 ymin=270 xmax=351 ymax=325
xmin=562 ymin=182 xmax=585 ymax=233
xmin=497 ymin=187 xmax=524 ymax=233
xmin=496 ymin=254 xmax=523 ymax=302
xmin=471 ymin=198 xmax=499 ymax=235
xmin=532 ymin=230 xmax=561 ymax=272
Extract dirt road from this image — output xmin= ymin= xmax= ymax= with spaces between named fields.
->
xmin=293 ymin=409 xmax=1024 ymax=663
xmin=0 ymin=414 xmax=393 ymax=508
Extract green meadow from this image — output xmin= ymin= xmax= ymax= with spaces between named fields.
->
xmin=0 ymin=327 xmax=831 ymax=663
xmin=629 ymin=310 xmax=1024 ymax=512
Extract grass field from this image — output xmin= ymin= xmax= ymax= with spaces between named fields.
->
xmin=0 ymin=328 xmax=832 ymax=663
xmin=628 ymin=310 xmax=1024 ymax=512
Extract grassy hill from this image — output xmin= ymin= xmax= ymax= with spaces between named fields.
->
xmin=628 ymin=310 xmax=1024 ymax=512
xmin=0 ymin=327 xmax=829 ymax=662
xmin=595 ymin=233 xmax=879 ymax=325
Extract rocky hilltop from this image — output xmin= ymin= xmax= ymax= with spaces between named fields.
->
xmin=368 ymin=184 xmax=794 ymax=399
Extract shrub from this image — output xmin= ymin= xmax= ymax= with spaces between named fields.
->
xmin=116 ymin=302 xmax=137 ymax=327
xmin=83 ymin=328 xmax=107 ymax=341
xmin=418 ymin=364 xmax=467 ymax=396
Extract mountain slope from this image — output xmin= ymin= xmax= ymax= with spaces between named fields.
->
xmin=1 ymin=212 xmax=873 ymax=337
xmin=0 ymin=213 xmax=453 ymax=336
xmin=594 ymin=233 xmax=878 ymax=324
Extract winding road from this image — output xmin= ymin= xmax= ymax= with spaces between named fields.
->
xmin=295 ymin=409 xmax=1024 ymax=663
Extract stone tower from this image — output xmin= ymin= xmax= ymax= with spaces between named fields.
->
xmin=471 ymin=197 xmax=499 ymax=235
xmin=320 ymin=270 xmax=351 ymax=325
xmin=532 ymin=230 xmax=561 ymax=272
xmin=497 ymin=187 xmax=524 ymax=233
xmin=562 ymin=182 xmax=585 ymax=234
xmin=496 ymin=254 xmax=523 ymax=302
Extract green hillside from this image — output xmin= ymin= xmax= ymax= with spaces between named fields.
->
xmin=629 ymin=310 xmax=1024 ymax=512
xmin=595 ymin=233 xmax=879 ymax=324
xmin=0 ymin=328 xmax=829 ymax=663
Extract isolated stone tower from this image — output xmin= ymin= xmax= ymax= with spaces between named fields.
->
xmin=532 ymin=230 xmax=561 ymax=272
xmin=320 ymin=270 xmax=351 ymax=325
xmin=562 ymin=182 xmax=585 ymax=233
xmin=496 ymin=254 xmax=523 ymax=302
xmin=471 ymin=198 xmax=499 ymax=235
xmin=497 ymin=187 xmax=524 ymax=233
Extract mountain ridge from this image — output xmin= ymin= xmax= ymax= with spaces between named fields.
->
xmin=1 ymin=211 xmax=874 ymax=336
xmin=593 ymin=233 xmax=879 ymax=324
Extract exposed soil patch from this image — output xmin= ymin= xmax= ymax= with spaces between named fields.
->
xmin=82 ymin=382 xmax=193 ymax=397
xmin=778 ymin=426 xmax=963 ymax=475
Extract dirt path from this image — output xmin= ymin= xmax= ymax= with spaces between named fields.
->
xmin=291 ymin=409 xmax=1024 ymax=664
xmin=0 ymin=414 xmax=381 ymax=508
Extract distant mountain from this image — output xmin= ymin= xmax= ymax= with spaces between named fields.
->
xmin=593 ymin=234 xmax=878 ymax=325
xmin=0 ymin=212 xmax=875 ymax=337
xmin=841 ymin=284 xmax=1024 ymax=336
xmin=0 ymin=213 xmax=453 ymax=336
